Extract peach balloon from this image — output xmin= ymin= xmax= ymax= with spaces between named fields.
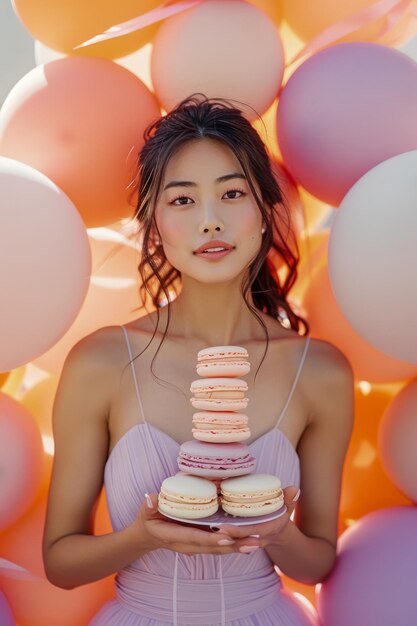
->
xmin=0 ymin=497 xmax=115 ymax=626
xmin=13 ymin=0 xmax=162 ymax=59
xmin=0 ymin=393 xmax=44 ymax=530
xmin=151 ymin=0 xmax=285 ymax=119
xmin=0 ymin=57 xmax=160 ymax=227
xmin=292 ymin=230 xmax=329 ymax=302
xmin=282 ymin=0 xmax=413 ymax=47
xmin=339 ymin=385 xmax=410 ymax=533
xmin=248 ymin=0 xmax=283 ymax=26
xmin=34 ymin=227 xmax=145 ymax=374
xmin=379 ymin=379 xmax=417 ymax=502
xmin=303 ymin=263 xmax=417 ymax=383
xmin=0 ymin=158 xmax=91 ymax=371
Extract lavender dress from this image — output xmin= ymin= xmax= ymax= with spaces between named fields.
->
xmin=89 ymin=327 xmax=318 ymax=626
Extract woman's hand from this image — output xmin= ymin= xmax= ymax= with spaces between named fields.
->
xmin=209 ymin=486 xmax=301 ymax=550
xmin=129 ymin=493 xmax=263 ymax=557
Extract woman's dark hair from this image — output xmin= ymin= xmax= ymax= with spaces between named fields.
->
xmin=125 ymin=93 xmax=309 ymax=388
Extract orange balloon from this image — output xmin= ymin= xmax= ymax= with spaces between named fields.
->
xmin=252 ymin=97 xmax=281 ymax=161
xmin=0 ymin=497 xmax=114 ymax=626
xmin=298 ymin=187 xmax=333 ymax=234
xmin=270 ymin=159 xmax=305 ymax=244
xmin=0 ymin=57 xmax=161 ymax=227
xmin=13 ymin=0 xmax=162 ymax=58
xmin=302 ymin=262 xmax=417 ymax=383
xmin=292 ymin=229 xmax=329 ymax=302
xmin=0 ymin=393 xmax=44 ymax=531
xmin=1 ymin=366 xmax=26 ymax=396
xmin=248 ymin=0 xmax=283 ymax=26
xmin=281 ymin=0 xmax=413 ymax=47
xmin=339 ymin=384 xmax=410 ymax=533
xmin=280 ymin=574 xmax=317 ymax=608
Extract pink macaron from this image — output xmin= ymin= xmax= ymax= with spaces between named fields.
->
xmin=196 ymin=346 xmax=250 ymax=377
xmin=190 ymin=377 xmax=249 ymax=412
xmin=177 ymin=440 xmax=256 ymax=479
xmin=192 ymin=411 xmax=251 ymax=443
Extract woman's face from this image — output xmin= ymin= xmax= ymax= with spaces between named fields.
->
xmin=154 ymin=138 xmax=264 ymax=283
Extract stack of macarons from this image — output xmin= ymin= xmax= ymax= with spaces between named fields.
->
xmin=158 ymin=346 xmax=285 ymax=520
xmin=178 ymin=346 xmax=256 ymax=482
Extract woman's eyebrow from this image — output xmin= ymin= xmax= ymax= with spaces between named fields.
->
xmin=162 ymin=172 xmax=246 ymax=192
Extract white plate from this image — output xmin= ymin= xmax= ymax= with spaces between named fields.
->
xmin=158 ymin=504 xmax=287 ymax=527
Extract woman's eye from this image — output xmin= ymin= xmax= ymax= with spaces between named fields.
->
xmin=171 ymin=194 xmax=191 ymax=206
xmin=170 ymin=188 xmax=246 ymax=206
xmin=224 ymin=188 xmax=245 ymax=199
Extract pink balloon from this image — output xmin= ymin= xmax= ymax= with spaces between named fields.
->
xmin=0 ymin=157 xmax=91 ymax=371
xmin=328 ymin=150 xmax=417 ymax=363
xmin=0 ymin=392 xmax=44 ymax=531
xmin=277 ymin=42 xmax=417 ymax=205
xmin=0 ymin=57 xmax=161 ymax=227
xmin=379 ymin=380 xmax=417 ymax=503
xmin=317 ymin=507 xmax=417 ymax=626
xmin=151 ymin=0 xmax=284 ymax=119
xmin=0 ymin=592 xmax=15 ymax=626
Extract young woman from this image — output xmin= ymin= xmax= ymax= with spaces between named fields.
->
xmin=43 ymin=94 xmax=354 ymax=625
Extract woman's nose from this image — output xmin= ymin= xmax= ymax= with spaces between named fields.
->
xmin=199 ymin=204 xmax=225 ymax=234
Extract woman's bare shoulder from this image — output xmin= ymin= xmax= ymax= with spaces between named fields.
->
xmin=304 ymin=337 xmax=354 ymax=424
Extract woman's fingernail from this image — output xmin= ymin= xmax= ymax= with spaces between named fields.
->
xmin=249 ymin=534 xmax=260 ymax=538
xmin=292 ymin=489 xmax=301 ymax=502
xmin=145 ymin=493 xmax=153 ymax=509
xmin=239 ymin=545 xmax=259 ymax=554
xmin=218 ymin=539 xmax=235 ymax=545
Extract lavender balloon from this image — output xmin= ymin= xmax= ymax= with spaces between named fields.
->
xmin=317 ymin=507 xmax=417 ymax=626
xmin=0 ymin=591 xmax=15 ymax=626
xmin=277 ymin=42 xmax=417 ymax=205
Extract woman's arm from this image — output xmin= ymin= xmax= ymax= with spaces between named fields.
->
xmin=42 ymin=329 xmax=150 ymax=589
xmin=264 ymin=340 xmax=355 ymax=584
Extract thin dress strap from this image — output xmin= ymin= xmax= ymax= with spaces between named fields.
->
xmin=275 ymin=336 xmax=311 ymax=429
xmin=120 ymin=325 xmax=147 ymax=425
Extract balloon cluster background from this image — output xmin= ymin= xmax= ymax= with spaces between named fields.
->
xmin=1 ymin=1 xmax=417 ymax=624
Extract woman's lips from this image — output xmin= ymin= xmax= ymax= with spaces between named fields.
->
xmin=195 ymin=249 xmax=233 ymax=260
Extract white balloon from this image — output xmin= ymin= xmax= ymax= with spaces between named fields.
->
xmin=0 ymin=157 xmax=91 ymax=371
xmin=328 ymin=150 xmax=417 ymax=363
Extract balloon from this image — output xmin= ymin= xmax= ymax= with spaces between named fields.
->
xmin=328 ymin=150 xmax=417 ymax=363
xmin=0 ymin=497 xmax=115 ymax=626
xmin=303 ymin=262 xmax=417 ymax=383
xmin=20 ymin=376 xmax=58 ymax=503
xmin=317 ymin=507 xmax=417 ymax=626
xmin=270 ymin=159 xmax=304 ymax=237
xmin=276 ymin=43 xmax=417 ymax=205
xmin=0 ymin=392 xmax=44 ymax=530
xmin=0 ymin=367 xmax=26 ymax=396
xmin=13 ymin=0 xmax=162 ymax=59
xmin=339 ymin=385 xmax=410 ymax=532
xmin=0 ymin=57 xmax=161 ymax=227
xmin=0 ymin=592 xmax=15 ymax=626
xmin=282 ymin=0 xmax=413 ymax=46
xmin=379 ymin=379 xmax=417 ymax=502
xmin=151 ymin=0 xmax=285 ymax=120
xmin=0 ymin=158 xmax=91 ymax=371
xmin=33 ymin=227 xmax=146 ymax=374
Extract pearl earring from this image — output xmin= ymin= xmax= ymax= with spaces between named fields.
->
xmin=261 ymin=226 xmax=266 ymax=234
